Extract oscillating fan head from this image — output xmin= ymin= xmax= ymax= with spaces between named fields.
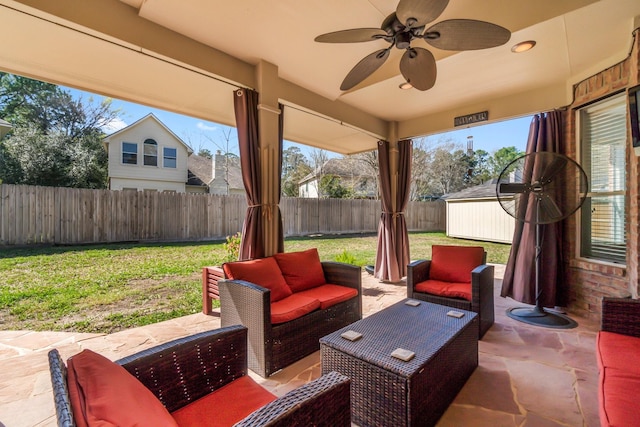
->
xmin=496 ymin=152 xmax=588 ymax=225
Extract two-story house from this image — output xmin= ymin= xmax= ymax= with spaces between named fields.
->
xmin=103 ymin=113 xmax=245 ymax=195
xmin=103 ymin=113 xmax=193 ymax=193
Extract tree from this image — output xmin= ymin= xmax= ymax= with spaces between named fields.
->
xmin=198 ymin=148 xmax=213 ymax=159
xmin=0 ymin=73 xmax=121 ymax=188
xmin=488 ymin=146 xmax=524 ymax=177
xmin=309 ymin=148 xmax=329 ymax=197
xmin=281 ymin=146 xmax=311 ymax=197
xmin=319 ymin=174 xmax=351 ymax=198
xmin=343 ymin=150 xmax=379 ymax=199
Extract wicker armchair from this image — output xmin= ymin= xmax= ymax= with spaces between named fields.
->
xmin=407 ymin=245 xmax=495 ymax=338
xmin=48 ymin=325 xmax=351 ymax=427
xmin=219 ymin=261 xmax=362 ymax=377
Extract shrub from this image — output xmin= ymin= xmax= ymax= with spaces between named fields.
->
xmin=335 ymin=250 xmax=356 ymax=265
xmin=223 ymin=232 xmax=242 ymax=262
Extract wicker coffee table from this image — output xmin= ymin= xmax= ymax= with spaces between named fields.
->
xmin=320 ymin=299 xmax=478 ymax=427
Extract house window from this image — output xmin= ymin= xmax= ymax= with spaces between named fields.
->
xmin=579 ymin=93 xmax=626 ymax=264
xmin=163 ymin=147 xmax=177 ymax=168
xmin=144 ymin=138 xmax=158 ymax=166
xmin=122 ymin=142 xmax=137 ymax=164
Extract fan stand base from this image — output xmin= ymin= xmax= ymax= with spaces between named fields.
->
xmin=506 ymin=306 xmax=578 ymax=329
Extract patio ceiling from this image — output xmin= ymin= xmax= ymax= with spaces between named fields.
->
xmin=0 ymin=0 xmax=639 ymax=154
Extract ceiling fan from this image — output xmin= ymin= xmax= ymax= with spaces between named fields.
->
xmin=315 ymin=0 xmax=511 ymax=91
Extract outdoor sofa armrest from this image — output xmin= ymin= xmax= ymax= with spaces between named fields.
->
xmin=601 ymin=297 xmax=640 ymax=338
xmin=322 ymin=261 xmax=362 ymax=291
xmin=471 ymin=264 xmax=494 ymax=313
xmin=234 ymin=370 xmax=351 ymax=427
xmin=115 ymin=325 xmax=249 ymax=413
xmin=406 ymin=259 xmax=430 ymax=298
xmin=322 ymin=261 xmax=362 ymax=317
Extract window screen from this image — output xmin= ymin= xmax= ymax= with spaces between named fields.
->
xmin=144 ymin=138 xmax=158 ymax=166
xmin=164 ymin=147 xmax=177 ymax=168
xmin=580 ymin=94 xmax=626 ymax=263
xmin=122 ymin=142 xmax=137 ymax=165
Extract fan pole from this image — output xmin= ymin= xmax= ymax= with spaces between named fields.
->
xmin=506 ymin=196 xmax=577 ymax=328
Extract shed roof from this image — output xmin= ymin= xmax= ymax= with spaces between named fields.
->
xmin=441 ymin=180 xmax=500 ymax=201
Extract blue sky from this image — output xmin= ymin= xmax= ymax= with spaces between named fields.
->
xmin=70 ymin=87 xmax=531 ymax=157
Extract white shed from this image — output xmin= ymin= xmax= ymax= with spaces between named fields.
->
xmin=442 ymin=181 xmax=516 ymax=244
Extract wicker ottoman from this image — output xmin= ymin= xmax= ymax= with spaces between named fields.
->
xmin=320 ymin=299 xmax=478 ymax=427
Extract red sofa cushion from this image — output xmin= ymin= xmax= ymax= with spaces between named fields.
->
xmin=596 ymin=331 xmax=640 ymax=427
xmin=270 ymin=293 xmax=321 ymax=324
xmin=429 ymin=245 xmax=484 ymax=284
xmin=66 ymin=349 xmax=178 ymax=427
xmin=171 ymin=376 xmax=276 ymax=427
xmin=223 ymin=257 xmax=292 ymax=302
xmin=596 ymin=331 xmax=640 ymax=375
xmin=296 ymin=284 xmax=358 ymax=310
xmin=415 ymin=279 xmax=472 ymax=301
xmin=273 ymin=248 xmax=326 ymax=292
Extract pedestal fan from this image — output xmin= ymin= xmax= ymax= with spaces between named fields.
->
xmin=496 ymin=152 xmax=588 ymax=328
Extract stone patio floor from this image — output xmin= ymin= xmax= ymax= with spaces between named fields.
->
xmin=0 ymin=264 xmax=601 ymax=427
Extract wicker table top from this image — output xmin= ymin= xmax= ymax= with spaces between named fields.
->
xmin=320 ymin=299 xmax=477 ymax=378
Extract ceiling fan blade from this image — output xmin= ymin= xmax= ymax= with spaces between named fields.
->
xmin=539 ymin=194 xmax=564 ymax=222
xmin=396 ymin=0 xmax=449 ymax=28
xmin=540 ymin=155 xmax=567 ymax=183
xmin=499 ymin=183 xmax=529 ymax=194
xmin=399 ymin=47 xmax=436 ymax=91
xmin=315 ymin=28 xmax=388 ymax=43
xmin=424 ymin=19 xmax=511 ymax=50
xmin=341 ymin=49 xmax=390 ymax=91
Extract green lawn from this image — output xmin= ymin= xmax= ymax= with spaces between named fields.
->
xmin=0 ymin=232 xmax=510 ymax=333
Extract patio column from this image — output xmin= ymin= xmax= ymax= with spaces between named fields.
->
xmin=255 ymin=60 xmax=282 ymax=256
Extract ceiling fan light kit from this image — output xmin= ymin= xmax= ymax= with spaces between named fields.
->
xmin=315 ymin=0 xmax=511 ymax=91
xmin=511 ymin=40 xmax=536 ymax=53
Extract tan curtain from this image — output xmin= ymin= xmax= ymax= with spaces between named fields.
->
xmin=501 ymin=111 xmax=566 ymax=307
xmin=374 ymin=139 xmax=412 ymax=281
xmin=233 ymin=88 xmax=264 ymax=260
xmin=276 ymin=102 xmax=284 ymax=253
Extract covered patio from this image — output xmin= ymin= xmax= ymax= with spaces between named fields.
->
xmin=0 ymin=266 xmax=601 ymax=426
xmin=0 ymin=1 xmax=637 ymax=425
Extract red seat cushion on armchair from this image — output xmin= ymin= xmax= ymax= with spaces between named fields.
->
xmin=415 ymin=279 xmax=472 ymax=301
xmin=429 ymin=245 xmax=484 ymax=283
xmin=171 ymin=376 xmax=277 ymax=427
xmin=223 ymin=257 xmax=292 ymax=302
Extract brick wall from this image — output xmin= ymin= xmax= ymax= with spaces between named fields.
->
xmin=564 ymin=29 xmax=640 ymax=321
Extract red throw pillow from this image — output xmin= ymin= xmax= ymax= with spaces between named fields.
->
xmin=429 ymin=245 xmax=484 ymax=283
xmin=273 ymin=249 xmax=326 ymax=292
xmin=223 ymin=257 xmax=293 ymax=302
xmin=66 ymin=349 xmax=178 ymax=427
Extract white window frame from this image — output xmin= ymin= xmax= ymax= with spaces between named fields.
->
xmin=163 ymin=147 xmax=177 ymax=168
xmin=122 ymin=142 xmax=137 ymax=165
xmin=577 ymin=93 xmax=627 ymax=265
xmin=143 ymin=138 xmax=158 ymax=167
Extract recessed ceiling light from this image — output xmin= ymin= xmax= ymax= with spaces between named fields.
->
xmin=399 ymin=82 xmax=413 ymax=90
xmin=511 ymin=40 xmax=536 ymax=53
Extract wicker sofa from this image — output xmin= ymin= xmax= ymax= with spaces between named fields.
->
xmin=48 ymin=325 xmax=351 ymax=427
xmin=219 ymin=248 xmax=362 ymax=377
xmin=406 ymin=245 xmax=495 ymax=338
xmin=597 ymin=297 xmax=640 ymax=427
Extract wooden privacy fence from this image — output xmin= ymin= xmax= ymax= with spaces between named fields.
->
xmin=0 ymin=184 xmax=445 ymax=246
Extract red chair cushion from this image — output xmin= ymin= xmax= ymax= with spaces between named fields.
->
xmin=223 ymin=257 xmax=292 ymax=302
xmin=596 ymin=332 xmax=640 ymax=427
xmin=415 ymin=279 xmax=472 ymax=301
xmin=273 ymin=248 xmax=326 ymax=292
xmin=296 ymin=284 xmax=359 ymax=310
xmin=429 ymin=245 xmax=484 ymax=283
xmin=171 ymin=376 xmax=277 ymax=427
xmin=66 ymin=349 xmax=178 ymax=427
xmin=270 ymin=293 xmax=321 ymax=324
